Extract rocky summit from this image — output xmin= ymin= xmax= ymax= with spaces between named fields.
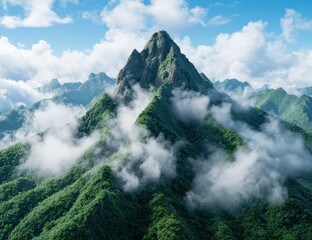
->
xmin=117 ymin=31 xmax=213 ymax=99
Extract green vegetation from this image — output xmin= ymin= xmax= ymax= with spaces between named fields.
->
xmin=0 ymin=31 xmax=312 ymax=239
xmin=253 ymin=87 xmax=312 ymax=132
xmin=0 ymin=143 xmax=29 ymax=184
xmin=78 ymin=93 xmax=117 ymax=136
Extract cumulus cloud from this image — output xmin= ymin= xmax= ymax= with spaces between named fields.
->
xmin=179 ymin=13 xmax=312 ymax=90
xmin=1 ymin=4 xmax=312 ymax=108
xmin=179 ymin=21 xmax=269 ymax=85
xmin=281 ymin=8 xmax=312 ymax=42
xmin=186 ymin=102 xmax=312 ymax=209
xmin=0 ymin=0 xmax=73 ymax=28
xmin=108 ymin=85 xmax=178 ymax=191
xmin=0 ymin=33 xmax=146 ymax=86
xmin=171 ymin=88 xmax=209 ymax=123
xmin=101 ymin=0 xmax=209 ymax=32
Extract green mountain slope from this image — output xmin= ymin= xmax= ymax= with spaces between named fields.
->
xmin=254 ymin=87 xmax=312 ymax=132
xmin=0 ymin=31 xmax=311 ymax=240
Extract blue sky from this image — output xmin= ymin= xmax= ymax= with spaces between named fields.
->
xmin=1 ymin=0 xmax=312 ymax=53
xmin=1 ymin=0 xmax=312 ymax=111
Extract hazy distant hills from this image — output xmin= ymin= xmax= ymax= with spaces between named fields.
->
xmin=0 ymin=32 xmax=312 ymax=239
xmin=297 ymin=87 xmax=312 ymax=97
xmin=214 ymin=78 xmax=252 ymax=92
xmin=48 ymin=72 xmax=115 ymax=106
xmin=0 ymin=72 xmax=115 ymax=139
xmin=214 ymin=78 xmax=312 ymax=132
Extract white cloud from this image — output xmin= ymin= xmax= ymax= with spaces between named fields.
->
xmin=189 ymin=6 xmax=207 ymax=26
xmin=101 ymin=0 xmax=148 ymax=33
xmin=171 ymin=88 xmax=209 ymax=123
xmin=108 ymin=85 xmax=178 ymax=191
xmin=0 ymin=100 xmax=85 ymax=149
xmin=1 ymin=3 xmax=312 ymax=104
xmin=178 ymin=17 xmax=312 ymax=90
xmin=101 ymin=0 xmax=209 ymax=32
xmin=82 ymin=10 xmax=101 ymax=24
xmin=21 ymin=124 xmax=99 ymax=176
xmin=8 ymin=101 xmax=99 ymax=176
xmin=281 ymin=8 xmax=312 ymax=42
xmin=186 ymin=102 xmax=312 ymax=209
xmin=0 ymin=0 xmax=211 ymax=88
xmin=179 ymin=21 xmax=268 ymax=84
xmin=0 ymin=34 xmax=146 ymax=85
xmin=0 ymin=0 xmax=72 ymax=28
xmin=207 ymin=15 xmax=231 ymax=26
xmin=0 ymin=0 xmax=227 ymax=87
xmin=0 ymin=79 xmax=51 ymax=111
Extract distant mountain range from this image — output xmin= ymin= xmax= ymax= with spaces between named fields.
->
xmin=215 ymin=79 xmax=312 ymax=132
xmin=297 ymin=87 xmax=312 ymax=97
xmin=0 ymin=72 xmax=115 ymax=138
xmin=0 ymin=31 xmax=312 ymax=239
xmin=214 ymin=78 xmax=252 ymax=92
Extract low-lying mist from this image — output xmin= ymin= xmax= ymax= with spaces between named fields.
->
xmin=186 ymin=102 xmax=312 ymax=209
xmin=108 ymin=85 xmax=179 ymax=191
xmin=2 ymin=101 xmax=99 ymax=176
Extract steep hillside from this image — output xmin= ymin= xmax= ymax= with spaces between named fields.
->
xmin=0 ymin=31 xmax=311 ymax=240
xmin=254 ymin=87 xmax=312 ymax=132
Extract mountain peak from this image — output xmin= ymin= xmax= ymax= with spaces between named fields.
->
xmin=143 ymin=30 xmax=178 ymax=60
xmin=38 ymin=78 xmax=62 ymax=93
xmin=275 ymin=87 xmax=287 ymax=95
xmin=214 ymin=78 xmax=252 ymax=92
xmin=116 ymin=31 xmax=213 ymax=98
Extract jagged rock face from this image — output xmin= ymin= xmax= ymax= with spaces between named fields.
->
xmin=117 ymin=31 xmax=214 ymax=97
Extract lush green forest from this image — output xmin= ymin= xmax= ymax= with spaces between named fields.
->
xmin=0 ymin=31 xmax=312 ymax=240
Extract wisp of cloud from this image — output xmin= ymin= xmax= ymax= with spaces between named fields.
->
xmin=171 ymin=88 xmax=209 ymax=123
xmin=186 ymin=102 xmax=312 ymax=209
xmin=10 ymin=101 xmax=100 ymax=176
xmin=109 ymin=85 xmax=179 ymax=191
